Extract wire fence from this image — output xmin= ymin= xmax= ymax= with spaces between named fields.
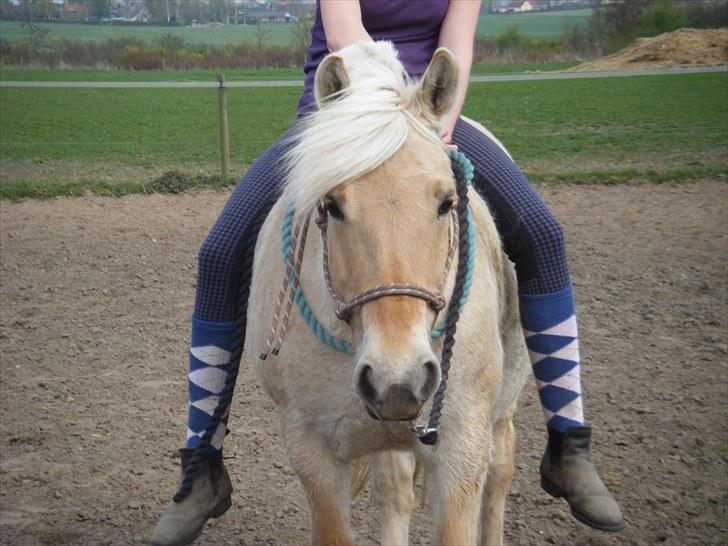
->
xmin=1 ymin=65 xmax=725 ymax=88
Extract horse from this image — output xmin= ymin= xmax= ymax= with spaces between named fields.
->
xmin=245 ymin=41 xmax=530 ymax=545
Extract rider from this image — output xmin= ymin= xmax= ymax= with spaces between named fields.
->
xmin=151 ymin=2 xmax=624 ymax=544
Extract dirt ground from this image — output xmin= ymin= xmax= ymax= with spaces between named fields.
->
xmin=572 ymin=28 xmax=728 ymax=71
xmin=0 ymin=180 xmax=726 ymax=546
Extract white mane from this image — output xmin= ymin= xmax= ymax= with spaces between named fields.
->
xmin=283 ymin=41 xmax=444 ymax=216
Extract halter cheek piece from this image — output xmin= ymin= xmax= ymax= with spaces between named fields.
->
xmin=315 ymin=203 xmax=457 ymax=323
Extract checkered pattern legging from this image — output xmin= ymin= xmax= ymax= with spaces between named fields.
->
xmin=194 ymin=118 xmax=571 ymax=322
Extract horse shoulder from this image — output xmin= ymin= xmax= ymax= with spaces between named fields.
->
xmin=247 ymin=198 xmax=288 ymax=404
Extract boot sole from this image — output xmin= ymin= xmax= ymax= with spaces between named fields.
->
xmin=209 ymin=496 xmax=232 ymax=519
xmin=541 ymin=477 xmax=625 ymax=533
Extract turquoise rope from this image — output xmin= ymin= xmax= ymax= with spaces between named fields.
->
xmin=281 ymin=201 xmax=355 ymax=353
xmin=280 ymin=150 xmax=475 ymax=354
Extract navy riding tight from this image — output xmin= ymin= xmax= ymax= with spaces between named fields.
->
xmin=194 ymin=118 xmax=571 ymax=322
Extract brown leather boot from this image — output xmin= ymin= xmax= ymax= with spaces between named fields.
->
xmin=540 ymin=426 xmax=624 ymax=532
xmin=150 ymin=449 xmax=233 ymax=546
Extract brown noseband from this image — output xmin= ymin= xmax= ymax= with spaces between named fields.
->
xmin=315 ymin=203 xmax=458 ymax=322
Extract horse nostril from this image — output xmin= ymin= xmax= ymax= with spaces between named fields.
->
xmin=356 ymin=364 xmax=379 ymax=406
xmin=420 ymin=360 xmax=441 ymax=401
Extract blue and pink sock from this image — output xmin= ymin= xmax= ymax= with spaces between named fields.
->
xmin=520 ymin=285 xmax=585 ymax=432
xmin=185 ymin=316 xmax=236 ymax=451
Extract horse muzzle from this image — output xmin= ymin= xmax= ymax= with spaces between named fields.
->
xmin=355 ymin=359 xmax=441 ymax=422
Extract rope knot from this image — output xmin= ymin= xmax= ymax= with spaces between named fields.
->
xmin=335 ymin=303 xmax=350 ymax=321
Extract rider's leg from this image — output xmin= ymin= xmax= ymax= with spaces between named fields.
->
xmin=151 ymin=125 xmax=298 ymax=546
xmin=452 ymin=117 xmax=624 ymax=532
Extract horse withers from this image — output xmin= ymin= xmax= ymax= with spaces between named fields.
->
xmin=245 ymin=41 xmax=530 ymax=545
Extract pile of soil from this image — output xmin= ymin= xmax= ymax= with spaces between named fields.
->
xmin=0 ymin=181 xmax=726 ymax=545
xmin=572 ymin=28 xmax=728 ymax=72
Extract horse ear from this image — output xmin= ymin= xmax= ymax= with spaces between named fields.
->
xmin=417 ymin=48 xmax=459 ymax=117
xmin=315 ymin=54 xmax=351 ymax=107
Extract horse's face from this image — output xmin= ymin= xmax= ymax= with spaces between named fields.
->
xmin=311 ymin=44 xmax=460 ymax=422
xmin=324 ymin=133 xmax=456 ymax=423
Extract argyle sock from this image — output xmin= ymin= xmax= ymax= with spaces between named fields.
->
xmin=520 ymin=285 xmax=585 ymax=432
xmin=185 ymin=316 xmax=236 ymax=451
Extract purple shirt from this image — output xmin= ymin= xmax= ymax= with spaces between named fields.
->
xmin=297 ymin=0 xmax=450 ymax=114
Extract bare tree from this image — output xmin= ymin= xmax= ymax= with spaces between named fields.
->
xmin=255 ymin=20 xmax=271 ymax=49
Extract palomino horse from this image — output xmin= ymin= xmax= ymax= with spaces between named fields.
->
xmin=246 ymin=41 xmax=530 ymax=545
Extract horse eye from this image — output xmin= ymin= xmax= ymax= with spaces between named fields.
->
xmin=438 ymin=197 xmax=455 ymax=217
xmin=326 ymin=200 xmax=344 ymax=221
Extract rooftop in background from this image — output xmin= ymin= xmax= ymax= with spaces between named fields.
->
xmin=489 ymin=0 xmax=593 ymax=13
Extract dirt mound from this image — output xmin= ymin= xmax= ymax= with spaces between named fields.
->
xmin=572 ymin=28 xmax=728 ymax=72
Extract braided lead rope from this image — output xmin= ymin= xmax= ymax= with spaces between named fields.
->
xmin=415 ymin=151 xmax=474 ymax=446
xmin=270 ymin=213 xmax=312 ymax=356
xmin=438 ymin=208 xmax=459 ymax=294
xmin=261 ymin=217 xmax=304 ymax=359
xmin=431 ymin=209 xmax=475 ymax=339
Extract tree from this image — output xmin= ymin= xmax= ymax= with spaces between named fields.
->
xmin=144 ymin=0 xmax=168 ymax=23
xmin=588 ymin=0 xmax=648 ymax=52
xmin=639 ymin=0 xmax=688 ymax=37
xmin=177 ymin=0 xmax=200 ymax=24
xmin=33 ymin=0 xmax=52 ymax=19
xmin=255 ymin=20 xmax=271 ymax=49
xmin=0 ymin=0 xmax=13 ymax=20
xmin=92 ymin=0 xmax=110 ymax=19
xmin=290 ymin=12 xmax=313 ymax=60
xmin=209 ymin=0 xmax=233 ymax=24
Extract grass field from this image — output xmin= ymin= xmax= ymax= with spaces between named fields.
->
xmin=1 ymin=71 xmax=726 ymax=199
xmin=476 ymin=9 xmax=590 ymax=37
xmin=0 ymin=10 xmax=591 ymax=46
xmin=0 ymin=19 xmax=298 ymax=46
xmin=0 ymin=63 xmax=579 ymax=81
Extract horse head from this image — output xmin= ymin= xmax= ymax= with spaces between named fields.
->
xmin=286 ymin=41 xmax=460 ymax=422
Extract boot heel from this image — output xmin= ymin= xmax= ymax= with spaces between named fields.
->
xmin=210 ymin=496 xmax=232 ymax=518
xmin=541 ymin=476 xmax=564 ymax=499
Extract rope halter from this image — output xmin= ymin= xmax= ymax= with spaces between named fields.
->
xmin=259 ymin=202 xmax=458 ymax=359
xmin=315 ymin=203 xmax=458 ymax=322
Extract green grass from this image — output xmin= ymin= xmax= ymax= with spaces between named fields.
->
xmin=471 ymin=62 xmax=579 ymax=74
xmin=0 ymin=11 xmax=591 ymax=46
xmin=0 ymin=85 xmax=300 ymax=165
xmin=0 ymin=66 xmax=305 ymax=81
xmin=0 ymin=19 xmax=300 ymax=46
xmin=462 ymin=72 xmax=728 ymax=171
xmin=0 ymin=62 xmax=578 ymax=82
xmin=1 ymin=72 xmax=726 ymax=199
xmin=476 ymin=9 xmax=591 ymax=38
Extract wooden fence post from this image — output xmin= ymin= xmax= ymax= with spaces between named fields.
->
xmin=217 ymin=74 xmax=230 ymax=179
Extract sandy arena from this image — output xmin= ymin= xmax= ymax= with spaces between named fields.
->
xmin=1 ymin=180 xmax=726 ymax=545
